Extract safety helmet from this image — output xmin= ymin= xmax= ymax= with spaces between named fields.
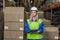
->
xmin=8 ymin=0 xmax=14 ymax=2
xmin=30 ymin=7 xmax=38 ymax=11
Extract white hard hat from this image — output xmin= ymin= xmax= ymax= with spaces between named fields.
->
xmin=30 ymin=7 xmax=38 ymax=11
xmin=8 ymin=0 xmax=14 ymax=2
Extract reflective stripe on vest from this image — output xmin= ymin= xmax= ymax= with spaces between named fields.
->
xmin=27 ymin=19 xmax=43 ymax=39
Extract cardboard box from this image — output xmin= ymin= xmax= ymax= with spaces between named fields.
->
xmin=4 ymin=7 xmax=24 ymax=14
xmin=43 ymin=27 xmax=58 ymax=40
xmin=4 ymin=13 xmax=24 ymax=22
xmin=4 ymin=7 xmax=24 ymax=22
xmin=44 ymin=27 xmax=58 ymax=32
xmin=4 ymin=22 xmax=24 ymax=30
xmin=43 ymin=32 xmax=58 ymax=40
xmin=48 ymin=32 xmax=58 ymax=40
xmin=4 ymin=31 xmax=24 ymax=38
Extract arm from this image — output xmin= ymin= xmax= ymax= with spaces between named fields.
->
xmin=24 ymin=21 xmax=30 ymax=33
xmin=38 ymin=22 xmax=44 ymax=34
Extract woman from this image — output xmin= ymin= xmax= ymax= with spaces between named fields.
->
xmin=24 ymin=7 xmax=44 ymax=40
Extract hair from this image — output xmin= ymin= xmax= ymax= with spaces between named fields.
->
xmin=30 ymin=11 xmax=38 ymax=21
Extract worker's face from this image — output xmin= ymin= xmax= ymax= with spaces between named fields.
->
xmin=31 ymin=11 xmax=37 ymax=17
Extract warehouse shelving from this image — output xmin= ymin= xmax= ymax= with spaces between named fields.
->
xmin=51 ymin=7 xmax=60 ymax=26
xmin=44 ymin=3 xmax=60 ymax=26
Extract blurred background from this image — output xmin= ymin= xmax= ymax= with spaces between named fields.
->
xmin=0 ymin=0 xmax=60 ymax=40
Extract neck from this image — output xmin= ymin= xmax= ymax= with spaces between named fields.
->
xmin=32 ymin=16 xmax=36 ymax=20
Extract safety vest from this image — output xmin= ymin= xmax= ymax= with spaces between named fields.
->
xmin=27 ymin=19 xmax=43 ymax=39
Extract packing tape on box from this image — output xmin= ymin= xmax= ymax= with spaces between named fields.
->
xmin=4 ymin=26 xmax=8 ymax=29
xmin=19 ymin=27 xmax=24 ymax=31
xmin=19 ymin=36 xmax=23 ymax=39
xmin=55 ymin=36 xmax=59 ymax=39
xmin=19 ymin=19 xmax=24 ymax=22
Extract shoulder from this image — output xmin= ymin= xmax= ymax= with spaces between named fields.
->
xmin=25 ymin=19 xmax=30 ymax=24
xmin=27 ymin=19 xmax=30 ymax=22
xmin=38 ymin=19 xmax=44 ymax=24
xmin=38 ymin=19 xmax=43 ymax=22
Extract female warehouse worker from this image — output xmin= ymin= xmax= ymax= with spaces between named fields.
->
xmin=24 ymin=7 xmax=44 ymax=40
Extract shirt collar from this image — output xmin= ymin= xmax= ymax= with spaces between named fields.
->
xmin=31 ymin=19 xmax=37 ymax=22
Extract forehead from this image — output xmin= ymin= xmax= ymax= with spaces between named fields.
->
xmin=31 ymin=10 xmax=36 ymax=12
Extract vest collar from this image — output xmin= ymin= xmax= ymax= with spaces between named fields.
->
xmin=31 ymin=19 xmax=38 ymax=22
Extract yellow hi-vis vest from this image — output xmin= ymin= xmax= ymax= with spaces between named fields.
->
xmin=27 ymin=19 xmax=43 ymax=39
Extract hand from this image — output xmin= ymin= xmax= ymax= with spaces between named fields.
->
xmin=37 ymin=31 xmax=40 ymax=32
xmin=37 ymin=31 xmax=40 ymax=34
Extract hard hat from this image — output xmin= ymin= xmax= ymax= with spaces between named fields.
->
xmin=30 ymin=7 xmax=38 ymax=11
xmin=8 ymin=0 xmax=14 ymax=2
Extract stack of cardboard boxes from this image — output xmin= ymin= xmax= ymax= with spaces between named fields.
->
xmin=43 ymin=27 xmax=59 ymax=40
xmin=4 ymin=7 xmax=24 ymax=40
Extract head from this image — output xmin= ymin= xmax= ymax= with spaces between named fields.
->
xmin=30 ymin=7 xmax=38 ymax=20
xmin=30 ymin=7 xmax=38 ymax=17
